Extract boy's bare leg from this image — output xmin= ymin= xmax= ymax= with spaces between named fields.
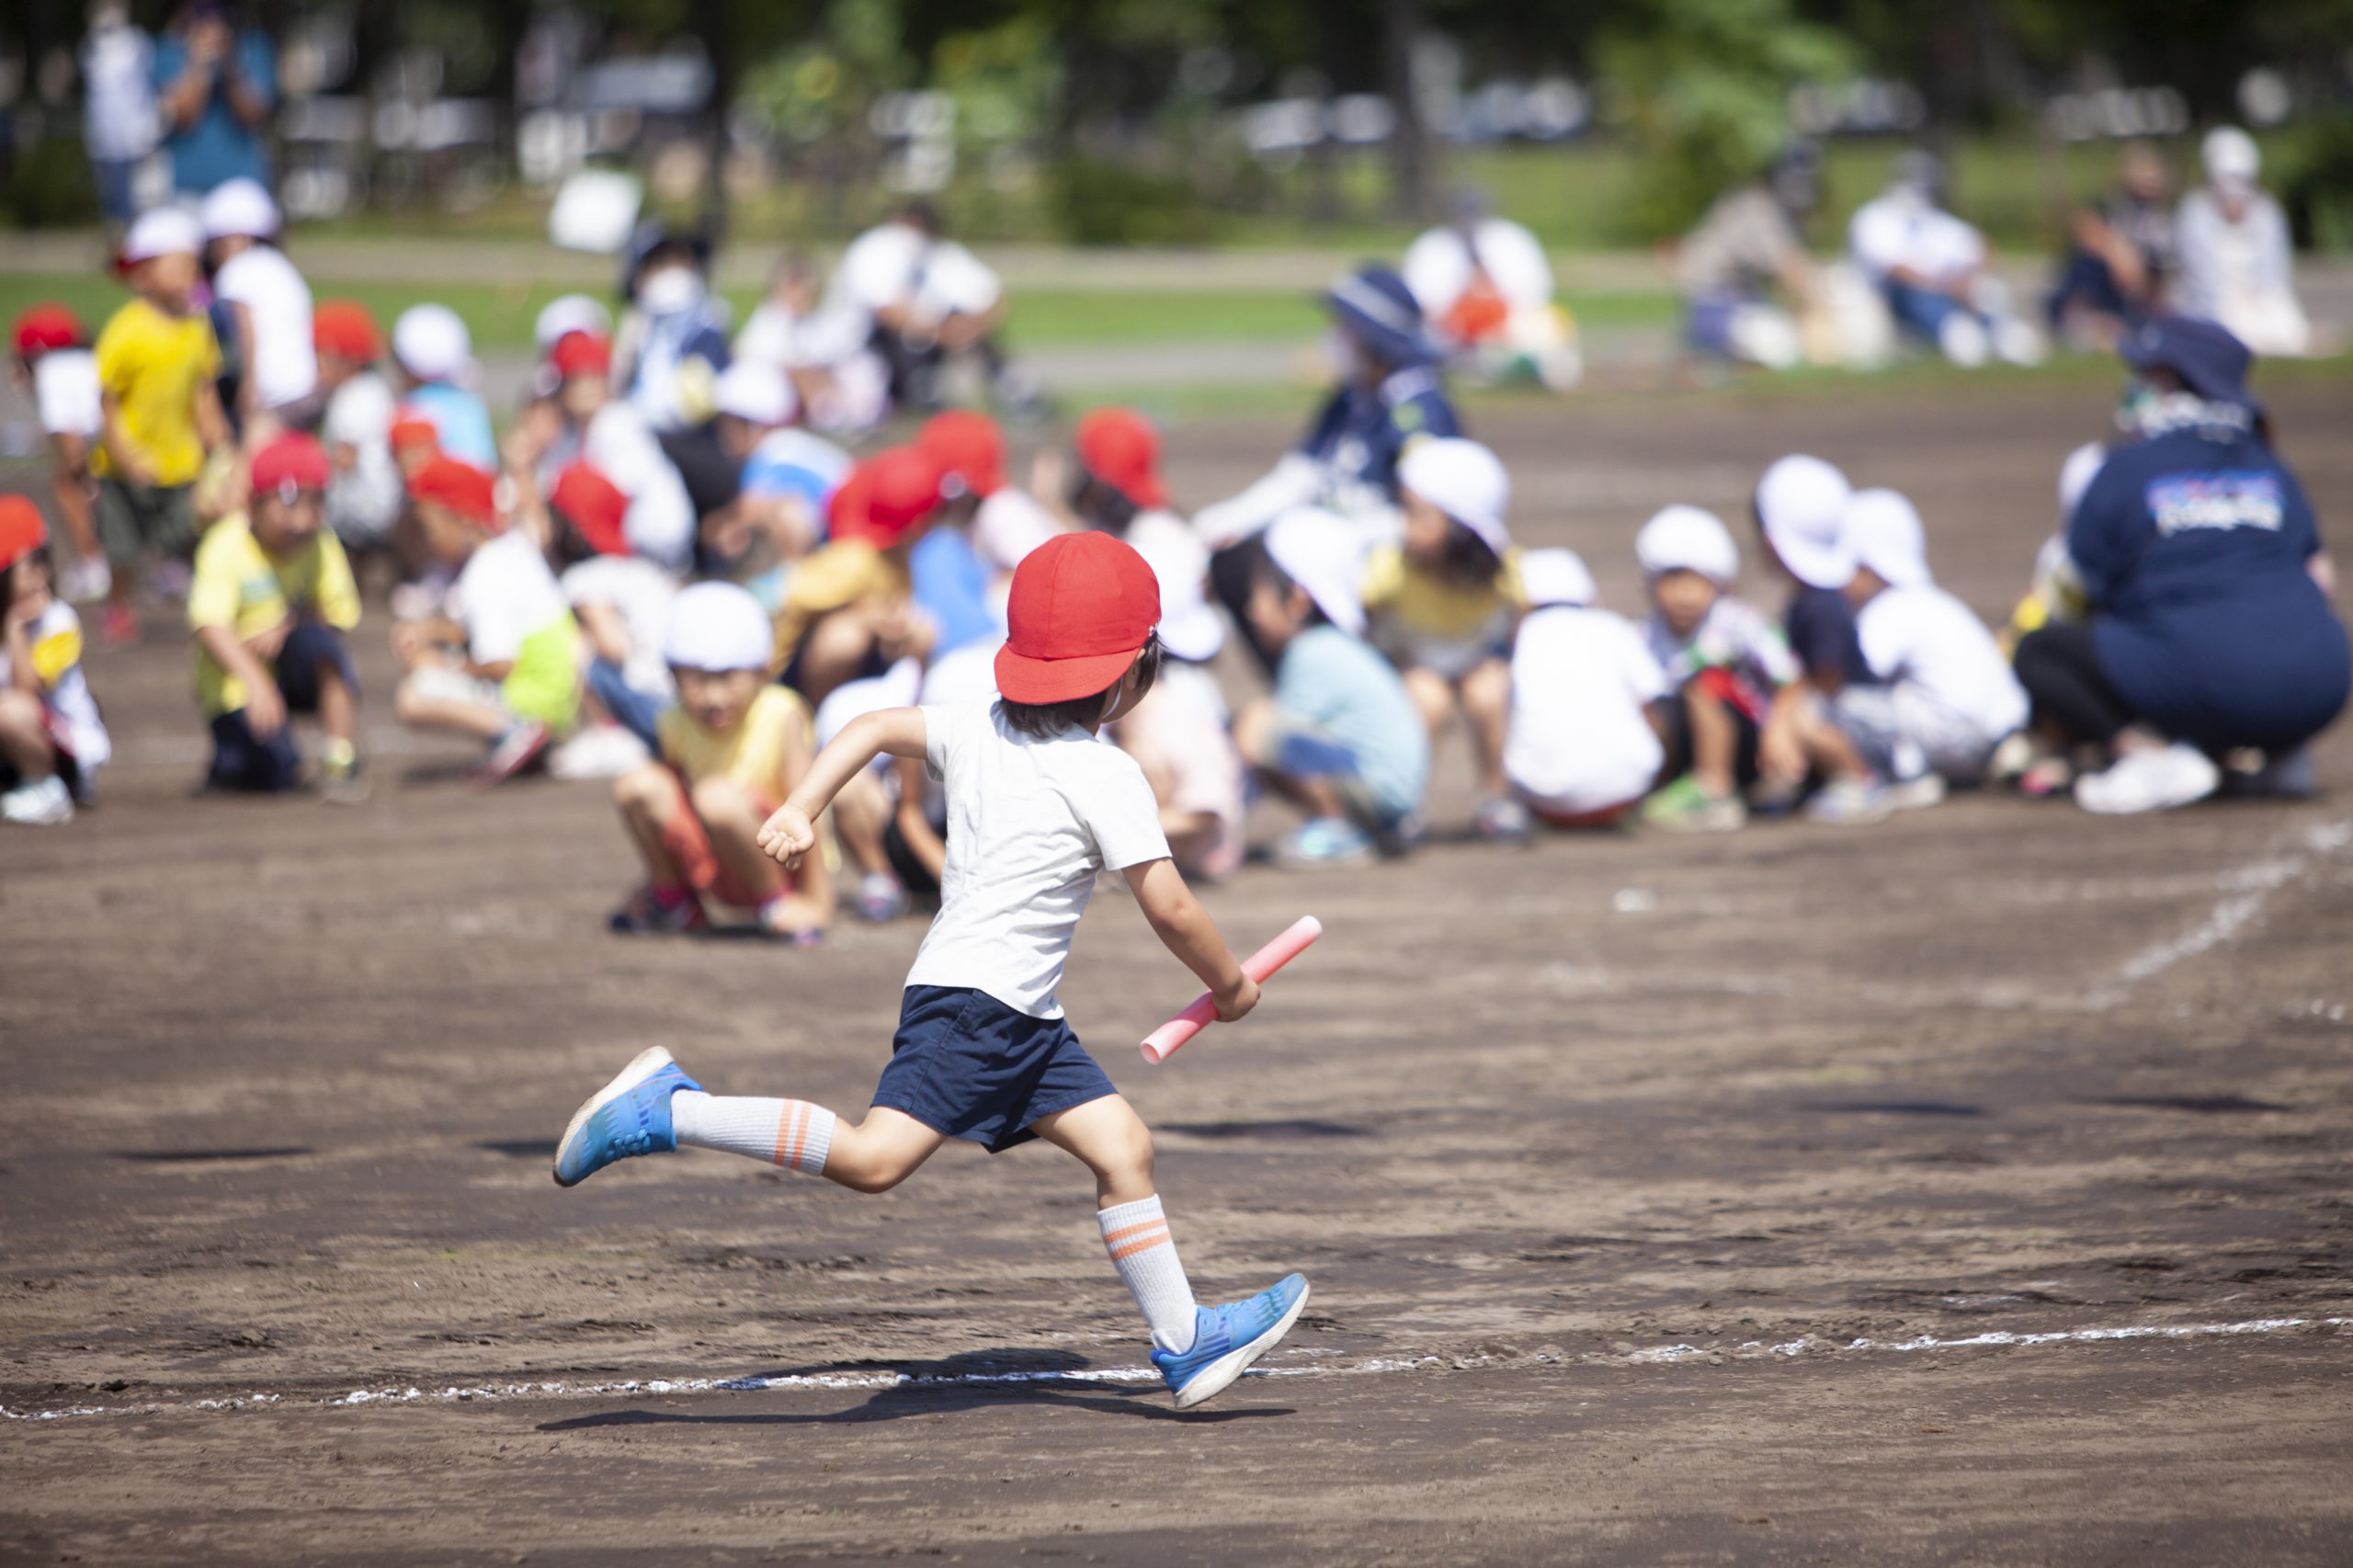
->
xmin=0 ymin=688 xmax=56 ymax=782
xmin=1031 ymin=1096 xmax=1200 ymax=1351
xmin=689 ymin=777 xmax=786 ymax=903
xmin=1031 ymin=1095 xmax=1157 ymax=1208
xmin=1684 ymin=681 xmax=1738 ymax=796
xmin=830 ymin=769 xmax=893 ymax=878
xmin=1401 ymin=665 xmax=1453 ymax=742
xmin=1456 ymin=657 xmax=1511 ymax=799
xmin=392 ymin=674 xmax=511 ymax=741
xmin=613 ymin=764 xmax=689 ymax=882
xmin=316 ymin=659 xmax=358 ymax=752
xmin=1796 ymin=699 xmax=1873 ymax=782
xmin=1233 ymin=697 xmax=1349 ymax=821
xmin=49 ymin=438 xmax=103 ymax=568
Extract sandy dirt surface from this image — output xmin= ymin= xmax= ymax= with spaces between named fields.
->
xmin=4 ymin=377 xmax=2352 ymax=1563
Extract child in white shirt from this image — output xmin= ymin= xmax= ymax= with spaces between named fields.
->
xmin=1504 ymin=549 xmax=1669 ymax=827
xmin=553 ymin=531 xmax=1310 ymax=1411
xmin=2 ymin=500 xmax=109 ymax=824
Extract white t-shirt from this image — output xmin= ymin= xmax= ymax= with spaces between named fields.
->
xmin=1856 ymin=585 xmax=2029 ymax=740
xmin=584 ymin=402 xmax=696 ymax=572
xmin=213 ymin=246 xmax=318 ymax=411
xmin=1505 ymin=605 xmax=1668 ymax=814
xmin=1643 ymin=594 xmax=1802 ymax=697
xmin=452 ymin=530 xmax=569 ymax=668
xmin=5 ymin=600 xmax=108 ymax=772
xmin=322 ymin=370 xmax=403 ymax=545
xmin=905 ymin=700 xmax=1170 ymax=1019
xmin=835 ymin=222 xmax=1004 ymax=328
xmin=1401 ymin=217 xmax=1555 ymax=316
xmin=33 ymin=349 xmax=101 ymax=439
xmin=562 ymin=555 xmax=678 ymax=699
xmin=1849 ymin=193 xmax=1985 ymax=290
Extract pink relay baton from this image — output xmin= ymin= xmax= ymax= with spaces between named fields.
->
xmin=1141 ymin=915 xmax=1323 ymax=1064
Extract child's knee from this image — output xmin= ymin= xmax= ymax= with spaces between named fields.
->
xmin=0 ymin=687 xmax=42 ymax=732
xmin=830 ymin=1144 xmax=918 ymax=1195
xmin=688 ymin=775 xmax=759 ymax=828
xmin=612 ymin=763 xmax=676 ymax=814
xmin=1461 ymin=658 xmax=1510 ymax=713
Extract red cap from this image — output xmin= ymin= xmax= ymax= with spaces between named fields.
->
xmin=994 ymin=530 xmax=1161 ymax=704
xmin=407 ymin=457 xmax=498 ymax=526
xmin=828 ymin=448 xmax=945 ymax=549
xmin=0 ymin=494 xmax=48 ymax=571
xmin=311 ymin=298 xmax=381 ymax=362
xmin=551 ymin=461 xmax=631 ymax=556
xmin=12 ymin=304 xmax=84 ymax=359
xmin=1074 ymin=407 xmax=1167 ymax=511
xmin=550 ymin=329 xmax=613 ymax=381
xmin=249 ymin=431 xmax=332 ymax=499
xmin=388 ymin=413 xmax=440 ymax=456
xmin=916 ymin=410 xmax=1006 ymax=499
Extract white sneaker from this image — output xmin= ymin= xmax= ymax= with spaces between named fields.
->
xmin=548 ymin=722 xmax=651 ymax=780
xmin=1938 ymin=313 xmax=1991 ymax=368
xmin=58 ymin=555 xmax=112 ymax=605
xmin=1 ymin=774 xmax=75 ymax=825
xmin=2075 ymin=743 xmax=2220 ymax=815
xmin=1881 ymin=773 xmax=1947 ymax=812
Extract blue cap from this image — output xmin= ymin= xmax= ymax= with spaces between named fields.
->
xmin=2119 ymin=314 xmax=2256 ymax=407
xmin=1324 ymin=265 xmax=1436 ymax=368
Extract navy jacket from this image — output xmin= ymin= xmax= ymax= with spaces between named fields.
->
xmin=1297 ymin=366 xmax=1460 ymax=508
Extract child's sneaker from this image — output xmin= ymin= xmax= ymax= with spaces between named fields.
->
xmin=852 ymin=870 xmax=908 ymax=923
xmin=1642 ymin=774 xmax=1746 ymax=834
xmin=552 ymin=1045 xmax=704 ymax=1187
xmin=2075 ymin=742 xmax=2219 ymax=815
xmin=0 ymin=774 xmax=74 ymax=825
xmin=1153 ymin=1274 xmax=1311 ymax=1410
xmin=1881 ymin=772 xmax=1947 ymax=812
xmin=473 ymin=721 xmax=551 ymax=787
xmin=609 ymin=884 xmax=708 ymax=936
xmin=99 ymin=603 xmax=140 ymax=647
xmin=1274 ymin=817 xmax=1373 ymax=868
xmin=1804 ymin=777 xmax=1892 ymax=825
xmin=318 ymin=741 xmax=369 ymax=806
xmin=58 ymin=555 xmax=111 ymax=605
xmin=1474 ymin=795 xmax=1533 ymax=843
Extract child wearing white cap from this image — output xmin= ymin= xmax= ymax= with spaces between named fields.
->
xmin=1360 ymin=436 xmax=1526 ymax=838
xmin=1835 ymin=489 xmax=2028 ymax=797
xmin=608 ymin=580 xmax=832 ymax=942
xmin=389 ymin=304 xmax=498 ymax=472
xmin=1633 ymin=504 xmax=1805 ymax=833
xmin=1111 ymin=522 xmax=1246 ymax=881
xmin=1502 ymin=549 xmax=1670 ymax=829
xmin=1234 ymin=507 xmax=1430 ymax=866
xmin=200 ymin=177 xmax=317 ymax=433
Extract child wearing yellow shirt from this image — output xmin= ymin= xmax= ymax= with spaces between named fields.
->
xmin=188 ymin=434 xmax=364 ymax=800
xmin=609 ymin=582 xmax=833 ymax=943
xmin=94 ymin=209 xmax=230 ymax=644
xmin=1358 ymin=437 xmax=1526 ymax=839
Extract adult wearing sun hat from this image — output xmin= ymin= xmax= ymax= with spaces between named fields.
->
xmin=2016 ymin=316 xmax=2347 ymax=813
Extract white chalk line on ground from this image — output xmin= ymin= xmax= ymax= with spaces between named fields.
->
xmin=6 ymin=1314 xmax=2345 ymax=1426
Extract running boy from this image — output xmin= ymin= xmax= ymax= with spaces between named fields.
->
xmin=12 ymin=305 xmax=110 ymax=604
xmin=608 ymin=581 xmax=829 ymax=943
xmin=554 ymin=531 xmax=1310 ymax=1410
xmin=2 ymin=498 xmax=110 ymax=825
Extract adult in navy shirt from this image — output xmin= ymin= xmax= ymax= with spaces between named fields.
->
xmin=153 ymin=2 xmax=276 ymax=198
xmin=2015 ymin=316 xmax=2347 ymax=812
xmin=1197 ymin=265 xmax=1461 ymax=669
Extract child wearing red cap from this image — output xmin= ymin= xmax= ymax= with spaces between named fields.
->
xmin=529 ymin=329 xmax=697 ymax=573
xmin=187 ymin=433 xmax=365 ymax=799
xmin=555 ymin=530 xmax=1311 ymax=1411
xmin=312 ymin=299 xmax=404 ymax=558
xmin=11 ymin=305 xmax=112 ymax=606
xmin=2 ymin=497 xmax=110 ymax=825
xmin=392 ymin=458 xmax=583 ymax=784
xmin=548 ymin=460 xmax=677 ymax=755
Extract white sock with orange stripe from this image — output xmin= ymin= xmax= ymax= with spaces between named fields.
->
xmin=670 ymin=1092 xmax=835 ymax=1176
xmin=1098 ymin=1195 xmax=1198 ymax=1353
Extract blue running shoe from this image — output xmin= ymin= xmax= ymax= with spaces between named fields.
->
xmin=1273 ymin=817 xmax=1372 ymax=869
xmin=552 ymin=1046 xmax=703 ymax=1187
xmin=1152 ymin=1273 xmax=1311 ymax=1409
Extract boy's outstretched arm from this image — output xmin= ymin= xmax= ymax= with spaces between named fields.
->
xmin=756 ymin=707 xmax=927 ymax=870
xmin=1123 ymin=858 xmax=1258 ymax=1022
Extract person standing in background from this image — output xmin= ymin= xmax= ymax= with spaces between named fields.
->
xmin=153 ymin=2 xmax=277 ymax=200
xmin=80 ymin=3 xmax=158 ymax=242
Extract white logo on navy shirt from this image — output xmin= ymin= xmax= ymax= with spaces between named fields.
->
xmin=2146 ymin=472 xmax=2283 ymax=536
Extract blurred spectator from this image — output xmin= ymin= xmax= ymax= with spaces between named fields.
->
xmin=1677 ymin=144 xmax=1826 ymax=371
xmin=547 ymin=461 xmax=676 ymax=757
xmin=734 ymin=253 xmax=892 ymax=435
xmin=2 ymin=500 xmax=109 ymax=826
xmin=2176 ymin=128 xmax=2313 ymax=358
xmin=2048 ymin=142 xmax=2177 ymax=348
xmin=612 ymin=223 xmax=732 ymax=433
xmin=153 ymin=1 xmax=277 ymax=199
xmin=1401 ymin=190 xmax=1581 ymax=391
xmin=201 ymin=179 xmax=317 ymax=435
xmin=1848 ymin=152 xmax=2043 ymax=368
xmin=536 ymin=330 xmax=698 ymax=572
xmin=12 ymin=306 xmax=111 ymax=604
xmin=389 ymin=305 xmax=496 ymax=472
xmin=311 ymin=301 xmax=404 ymax=558
xmin=833 ymin=200 xmax=1035 ymax=413
xmin=81 ymin=4 xmax=158 ymax=236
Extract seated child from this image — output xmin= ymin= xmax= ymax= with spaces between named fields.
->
xmin=608 ymin=581 xmax=831 ymax=943
xmin=389 ymin=305 xmax=497 ymax=472
xmin=1750 ymin=453 xmax=1896 ymax=825
xmin=1502 ymin=549 xmax=1669 ymax=830
xmin=392 ymin=458 xmax=582 ymax=784
xmin=773 ymin=448 xmax=942 ymax=706
xmin=95 ymin=208 xmax=230 ymax=643
xmin=553 ymin=528 xmax=1309 ymax=1412
xmin=199 ymin=178 xmax=318 ymax=434
xmin=1836 ymin=488 xmax=2029 ymax=795
xmin=1 ymin=498 xmax=109 ymax=825
xmin=1633 ymin=504 xmax=1818 ymax=834
xmin=1360 ymin=437 xmax=1526 ymax=839
xmin=188 ymin=434 xmax=365 ymax=798
xmin=12 ymin=305 xmax=110 ymax=603
xmin=1113 ymin=525 xmax=1246 ymax=880
xmin=549 ymin=461 xmax=677 ymax=754
xmin=1233 ymin=507 xmax=1431 ymax=867
xmin=311 ymin=300 xmax=405 ymax=558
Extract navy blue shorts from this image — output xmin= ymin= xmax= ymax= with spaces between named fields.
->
xmin=207 ymin=620 xmax=358 ymax=793
xmin=870 ymin=984 xmax=1118 ymax=1154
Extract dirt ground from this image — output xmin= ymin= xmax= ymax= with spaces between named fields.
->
xmin=4 ymin=376 xmax=2352 ymax=1565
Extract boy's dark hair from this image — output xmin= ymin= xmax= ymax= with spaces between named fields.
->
xmin=998 ymin=631 xmax=1162 ymax=738
xmin=1066 ymin=467 xmax=1139 ymax=536
xmin=1246 ymin=540 xmax=1328 ymax=629
xmin=1434 ymin=517 xmax=1504 ymax=587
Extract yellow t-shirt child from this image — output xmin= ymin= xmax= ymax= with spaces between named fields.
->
xmin=657 ymin=685 xmax=813 ymax=808
xmin=93 ymin=299 xmax=221 ymax=486
xmin=1359 ymin=541 xmax=1526 ymax=680
xmin=188 ymin=514 xmax=362 ymax=717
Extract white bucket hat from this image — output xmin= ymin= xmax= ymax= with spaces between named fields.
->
xmin=1263 ymin=506 xmax=1369 ymax=637
xmin=392 ymin=304 xmax=475 ymax=385
xmin=1634 ymin=504 xmax=1740 ymax=584
xmin=1518 ymin=548 xmax=1597 ymax=609
xmin=1755 ymin=454 xmax=1855 ymax=589
xmin=120 ymin=206 xmax=203 ymax=263
xmin=1397 ymin=437 xmax=1511 ymax=553
xmin=712 ymin=359 xmax=798 ymax=428
xmin=662 ymin=580 xmax=776 ymax=673
xmin=1844 ymin=487 xmax=1931 ymax=589
xmin=199 ymin=177 xmax=279 ymax=240
xmin=1128 ymin=525 xmax=1224 ymax=664
xmin=2202 ymin=126 xmax=2259 ymax=189
xmin=533 ymin=293 xmax=612 ymax=354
